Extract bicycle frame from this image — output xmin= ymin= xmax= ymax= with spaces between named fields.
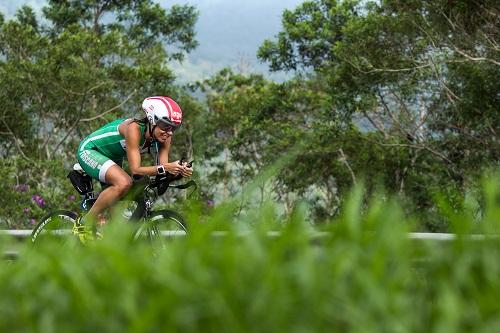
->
xmin=71 ymin=170 xmax=196 ymax=222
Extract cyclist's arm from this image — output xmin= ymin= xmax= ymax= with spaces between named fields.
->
xmin=124 ymin=123 xmax=183 ymax=176
xmin=157 ymin=137 xmax=171 ymax=165
xmin=124 ymin=122 xmax=156 ymax=176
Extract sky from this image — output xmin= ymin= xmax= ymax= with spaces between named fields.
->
xmin=0 ymin=0 xmax=304 ymax=83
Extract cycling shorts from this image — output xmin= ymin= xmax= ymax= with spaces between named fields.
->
xmin=77 ymin=149 xmax=122 ymax=183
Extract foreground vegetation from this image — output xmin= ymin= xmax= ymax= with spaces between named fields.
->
xmin=2 ymin=176 xmax=500 ymax=332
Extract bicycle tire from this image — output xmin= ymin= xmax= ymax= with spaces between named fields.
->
xmin=31 ymin=210 xmax=78 ymax=243
xmin=133 ymin=209 xmax=188 ymax=243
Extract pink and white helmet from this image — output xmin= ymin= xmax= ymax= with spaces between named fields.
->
xmin=142 ymin=96 xmax=183 ymax=128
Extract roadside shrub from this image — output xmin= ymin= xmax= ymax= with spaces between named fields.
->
xmin=1 ymin=177 xmax=500 ymax=332
xmin=0 ymin=157 xmax=79 ymax=229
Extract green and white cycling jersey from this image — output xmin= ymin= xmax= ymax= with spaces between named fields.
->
xmin=77 ymin=119 xmax=158 ymax=183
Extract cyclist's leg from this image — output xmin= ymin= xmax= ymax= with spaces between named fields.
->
xmin=88 ymin=165 xmax=132 ymax=218
xmin=77 ymin=150 xmax=132 ymax=225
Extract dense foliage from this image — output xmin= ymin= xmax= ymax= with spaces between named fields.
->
xmin=198 ymin=0 xmax=499 ymax=228
xmin=0 ymin=0 xmax=498 ymax=230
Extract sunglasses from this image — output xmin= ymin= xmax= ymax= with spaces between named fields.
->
xmin=156 ymin=120 xmax=179 ymax=132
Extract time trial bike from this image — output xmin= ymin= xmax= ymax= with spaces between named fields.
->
xmin=31 ymin=160 xmax=196 ymax=245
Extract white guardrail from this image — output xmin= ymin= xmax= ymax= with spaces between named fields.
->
xmin=0 ymin=230 xmax=497 ymax=240
xmin=1 ymin=230 xmax=497 ymax=259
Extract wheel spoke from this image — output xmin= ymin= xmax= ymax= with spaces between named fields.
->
xmin=134 ymin=210 xmax=188 ymax=250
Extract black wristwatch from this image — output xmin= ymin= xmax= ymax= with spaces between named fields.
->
xmin=157 ymin=165 xmax=166 ymax=175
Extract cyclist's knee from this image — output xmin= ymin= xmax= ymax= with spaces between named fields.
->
xmin=113 ymin=177 xmax=132 ymax=195
xmin=104 ymin=165 xmax=132 ymax=196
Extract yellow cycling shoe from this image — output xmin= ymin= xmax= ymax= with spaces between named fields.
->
xmin=72 ymin=223 xmax=95 ymax=244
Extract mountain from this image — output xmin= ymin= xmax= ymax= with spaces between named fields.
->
xmin=1 ymin=0 xmax=304 ymax=82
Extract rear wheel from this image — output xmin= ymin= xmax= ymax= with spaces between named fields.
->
xmin=31 ymin=210 xmax=78 ymax=243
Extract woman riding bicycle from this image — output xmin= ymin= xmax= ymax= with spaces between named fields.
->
xmin=76 ymin=96 xmax=193 ymax=229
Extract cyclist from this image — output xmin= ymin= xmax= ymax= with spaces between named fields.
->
xmin=75 ymin=96 xmax=193 ymax=238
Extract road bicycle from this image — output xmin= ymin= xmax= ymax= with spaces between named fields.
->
xmin=31 ymin=160 xmax=196 ymax=245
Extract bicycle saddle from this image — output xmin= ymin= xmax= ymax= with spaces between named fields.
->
xmin=73 ymin=163 xmax=85 ymax=173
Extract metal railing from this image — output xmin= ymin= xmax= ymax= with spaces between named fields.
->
xmin=2 ymin=230 xmax=497 ymax=260
xmin=0 ymin=229 xmax=497 ymax=240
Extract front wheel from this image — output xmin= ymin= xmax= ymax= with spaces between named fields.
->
xmin=31 ymin=210 xmax=78 ymax=243
xmin=133 ymin=209 xmax=187 ymax=245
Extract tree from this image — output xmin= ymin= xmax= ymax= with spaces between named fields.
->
xmin=0 ymin=1 xmax=199 ymax=227
xmin=255 ymin=0 xmax=499 ymax=227
xmin=198 ymin=69 xmax=378 ymax=218
xmin=0 ymin=1 xmax=198 ymax=161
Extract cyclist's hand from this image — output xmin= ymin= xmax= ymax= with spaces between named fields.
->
xmin=181 ymin=165 xmax=193 ymax=177
xmin=178 ymin=160 xmax=193 ymax=177
xmin=165 ymin=161 xmax=184 ymax=175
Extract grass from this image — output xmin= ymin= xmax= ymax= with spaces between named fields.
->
xmin=1 ymin=178 xmax=500 ymax=332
